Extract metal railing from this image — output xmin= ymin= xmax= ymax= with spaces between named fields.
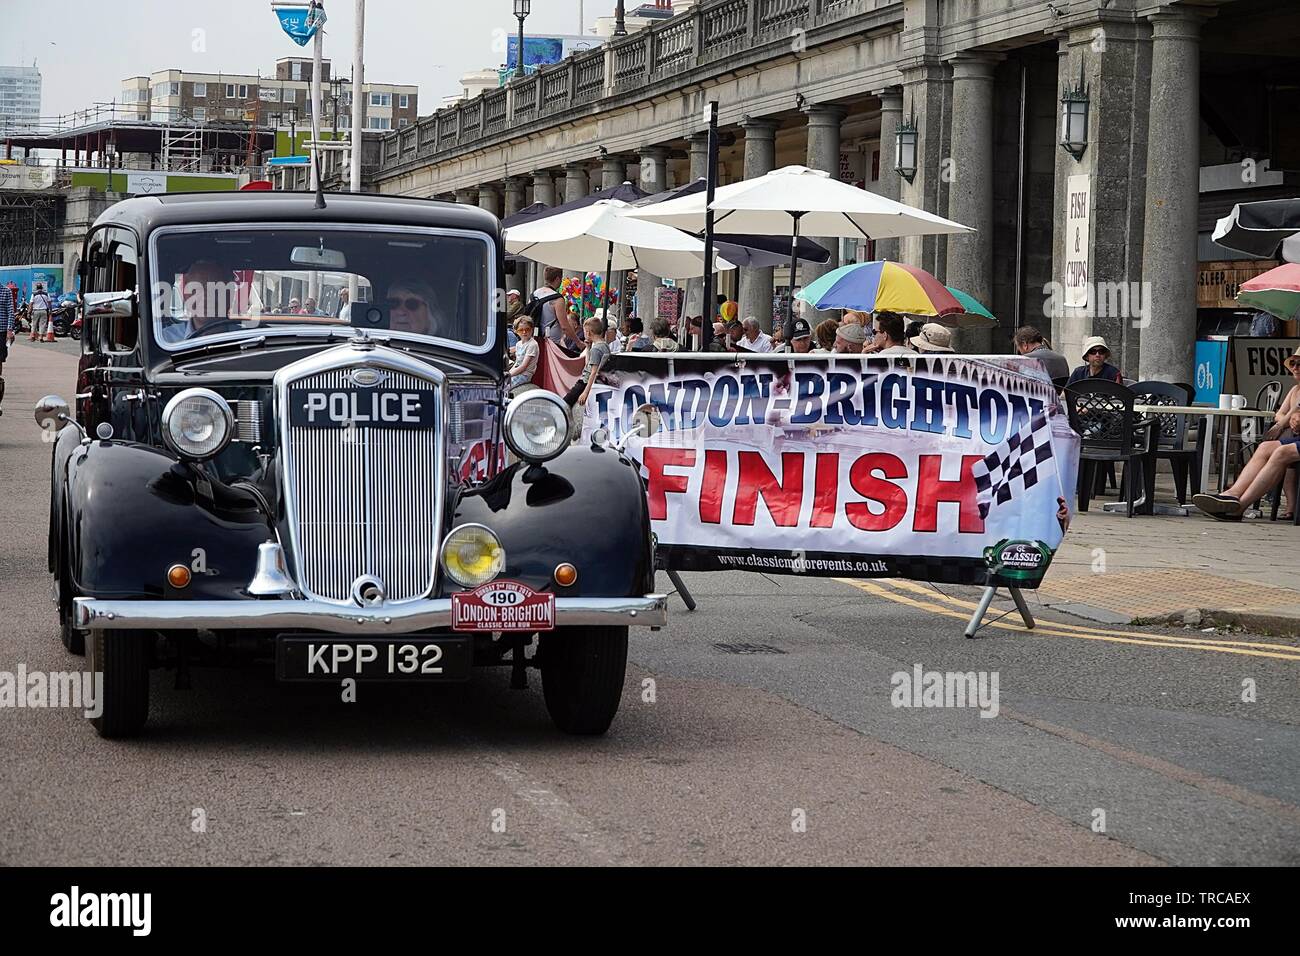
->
xmin=377 ymin=0 xmax=883 ymax=175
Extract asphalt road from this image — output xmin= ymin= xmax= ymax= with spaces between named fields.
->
xmin=1 ymin=337 xmax=1297 ymax=866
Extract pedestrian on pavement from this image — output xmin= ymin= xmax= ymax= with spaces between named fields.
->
xmin=1013 ymin=325 xmax=1070 ymax=381
xmin=29 ymin=284 xmax=52 ymax=341
xmin=1067 ymin=336 xmax=1123 ymax=385
xmin=0 ymin=279 xmax=14 ymax=415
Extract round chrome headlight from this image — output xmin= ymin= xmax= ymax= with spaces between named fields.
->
xmin=162 ymin=388 xmax=234 ymax=460
xmin=440 ymin=524 xmax=506 ymax=588
xmin=503 ymin=390 xmax=569 ymax=463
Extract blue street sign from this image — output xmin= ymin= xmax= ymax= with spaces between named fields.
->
xmin=269 ymin=155 xmax=311 ymax=166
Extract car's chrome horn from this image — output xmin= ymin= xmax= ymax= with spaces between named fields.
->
xmin=247 ymin=541 xmax=296 ymax=597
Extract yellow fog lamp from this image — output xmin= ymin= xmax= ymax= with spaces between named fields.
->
xmin=440 ymin=524 xmax=506 ymax=588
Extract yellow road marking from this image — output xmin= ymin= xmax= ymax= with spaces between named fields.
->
xmin=836 ymin=579 xmax=1300 ymax=663
xmin=880 ymin=578 xmax=1300 ymax=654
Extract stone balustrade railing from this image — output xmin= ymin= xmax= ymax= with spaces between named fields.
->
xmin=371 ymin=0 xmax=889 ymax=179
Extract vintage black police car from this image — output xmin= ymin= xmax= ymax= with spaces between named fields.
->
xmin=38 ymin=191 xmax=664 ymax=738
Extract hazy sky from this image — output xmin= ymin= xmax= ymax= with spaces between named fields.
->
xmin=0 ymin=0 xmax=598 ymax=120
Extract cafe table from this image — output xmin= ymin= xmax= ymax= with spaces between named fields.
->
xmin=1132 ymin=403 xmax=1270 ymax=509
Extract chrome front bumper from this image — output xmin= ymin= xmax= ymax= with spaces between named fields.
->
xmin=73 ymin=594 xmax=668 ymax=633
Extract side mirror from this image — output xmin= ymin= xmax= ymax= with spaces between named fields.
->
xmin=34 ymin=394 xmax=72 ymax=431
xmin=630 ymin=402 xmax=662 ymax=439
xmin=83 ymin=290 xmax=135 ymax=319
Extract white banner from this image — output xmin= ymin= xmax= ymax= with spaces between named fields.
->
xmin=583 ymin=354 xmax=1080 ymax=585
xmin=1064 ymin=174 xmax=1091 ymax=308
xmin=126 ymin=171 xmax=168 ymax=195
xmin=0 ymin=165 xmax=55 ymax=190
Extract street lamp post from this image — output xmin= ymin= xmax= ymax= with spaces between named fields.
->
xmin=514 ymin=1 xmax=531 ymax=80
xmin=615 ymin=1 xmax=626 ymax=36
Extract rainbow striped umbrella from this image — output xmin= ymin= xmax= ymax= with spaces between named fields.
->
xmin=796 ymin=261 xmax=963 ymax=316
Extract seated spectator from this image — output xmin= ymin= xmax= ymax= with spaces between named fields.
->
xmin=834 ymin=322 xmax=867 ymax=353
xmin=771 ymin=326 xmax=786 ymax=351
xmin=624 ymin=316 xmax=654 ymax=352
xmin=1013 ymin=325 xmax=1070 ymax=380
xmin=788 ymin=318 xmax=813 ymax=354
xmin=869 ymin=311 xmax=912 ymax=355
xmin=1193 ymin=402 xmax=1300 ymax=521
xmin=813 ymin=319 xmax=837 ymax=353
xmin=724 ymin=320 xmax=746 ymax=351
xmin=909 ymin=322 xmax=955 ymax=354
xmin=738 ymin=316 xmax=773 ymax=352
xmin=651 ymin=317 xmax=679 ymax=352
xmin=506 ymin=316 xmax=539 ymax=391
xmin=1067 ymin=336 xmax=1123 ymax=384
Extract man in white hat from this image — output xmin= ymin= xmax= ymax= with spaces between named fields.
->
xmin=909 ymin=322 xmax=955 ymax=353
xmin=1067 ymin=335 xmax=1124 ymax=385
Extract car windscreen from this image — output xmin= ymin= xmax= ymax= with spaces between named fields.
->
xmin=150 ymin=225 xmax=493 ymax=351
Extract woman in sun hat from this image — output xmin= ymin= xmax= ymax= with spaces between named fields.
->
xmin=1066 ymin=335 xmax=1123 ymax=384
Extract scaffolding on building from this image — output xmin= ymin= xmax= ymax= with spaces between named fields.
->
xmin=0 ymin=192 xmax=63 ymax=266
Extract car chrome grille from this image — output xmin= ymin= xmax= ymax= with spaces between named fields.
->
xmin=279 ymin=354 xmax=445 ymax=605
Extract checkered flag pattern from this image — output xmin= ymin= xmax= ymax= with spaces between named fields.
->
xmin=971 ymin=412 xmax=1056 ymax=521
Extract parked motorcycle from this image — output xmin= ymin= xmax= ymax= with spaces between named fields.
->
xmin=51 ymin=303 xmax=77 ymax=338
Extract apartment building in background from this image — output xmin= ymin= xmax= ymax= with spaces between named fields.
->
xmin=0 ymin=64 xmax=42 ymax=136
xmin=120 ymin=57 xmax=417 ymax=147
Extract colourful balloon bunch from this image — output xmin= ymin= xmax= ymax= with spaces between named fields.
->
xmin=560 ymin=272 xmax=619 ymax=318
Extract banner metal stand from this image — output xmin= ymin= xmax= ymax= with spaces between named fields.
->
xmin=964 ymin=582 xmax=1034 ymax=638
xmin=665 ymin=569 xmax=697 ymax=612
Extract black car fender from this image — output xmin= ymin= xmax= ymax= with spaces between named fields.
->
xmin=446 ymin=446 xmax=654 ymax=599
xmin=49 ymin=424 xmax=83 ymax=574
xmin=65 ymin=441 xmax=271 ymax=600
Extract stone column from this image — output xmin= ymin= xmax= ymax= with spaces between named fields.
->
xmin=454 ymin=187 xmax=477 ymax=205
xmin=477 ymin=183 xmax=500 ymax=217
xmin=738 ymin=117 xmax=779 ymax=332
xmin=600 ymin=155 xmax=628 ymax=190
xmin=636 ymin=146 xmax=670 ymax=319
xmin=503 ymin=176 xmax=526 ymax=218
xmin=873 ymin=88 xmax=904 ymax=263
xmin=898 ymin=64 xmax=946 ymax=275
xmin=531 ymin=170 xmax=556 ymax=207
xmin=802 ymin=104 xmax=848 ymax=321
xmin=563 ymin=162 xmax=590 ymax=203
xmin=1139 ymin=9 xmax=1204 ymax=383
xmin=688 ymin=131 xmax=710 ymax=183
xmin=683 ymin=131 xmax=712 ymax=321
xmin=1050 ymin=22 xmax=1152 ymax=373
xmin=946 ymin=54 xmax=1000 ymax=353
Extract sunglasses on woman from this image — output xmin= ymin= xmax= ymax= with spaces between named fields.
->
xmin=386 ymin=296 xmax=427 ymax=312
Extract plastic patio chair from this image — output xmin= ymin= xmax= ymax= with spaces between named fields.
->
xmin=1064 ymin=379 xmax=1156 ymax=517
xmin=1130 ymin=380 xmax=1199 ymax=504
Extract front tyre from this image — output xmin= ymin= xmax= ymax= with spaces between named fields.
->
xmin=540 ymin=625 xmax=628 ymax=735
xmin=86 ymin=629 xmax=150 ymax=738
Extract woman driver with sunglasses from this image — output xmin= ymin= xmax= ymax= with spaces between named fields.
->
xmin=385 ymin=279 xmax=446 ymax=338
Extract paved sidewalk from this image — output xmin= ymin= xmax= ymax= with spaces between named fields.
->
xmin=1044 ymin=500 xmax=1300 ymax=636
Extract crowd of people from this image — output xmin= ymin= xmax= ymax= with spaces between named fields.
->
xmin=501 ymin=267 xmax=1121 ymax=401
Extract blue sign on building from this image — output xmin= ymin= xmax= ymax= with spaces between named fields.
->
xmin=1194 ymin=339 xmax=1229 ymax=406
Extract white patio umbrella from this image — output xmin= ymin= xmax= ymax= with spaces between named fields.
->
xmin=626 ymin=165 xmax=973 ymax=333
xmin=504 ymin=199 xmax=735 ymax=319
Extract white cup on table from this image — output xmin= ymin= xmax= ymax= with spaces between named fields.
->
xmin=1232 ymin=394 xmax=1248 ymax=410
xmin=1218 ymin=394 xmax=1233 ymax=410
